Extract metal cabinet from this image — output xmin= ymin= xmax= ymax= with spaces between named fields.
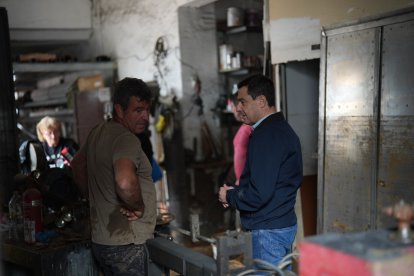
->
xmin=73 ymin=88 xmax=111 ymax=146
xmin=377 ymin=19 xmax=414 ymax=228
xmin=318 ymin=9 xmax=414 ymax=233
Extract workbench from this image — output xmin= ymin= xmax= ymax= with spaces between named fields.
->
xmin=2 ymin=234 xmax=98 ymax=276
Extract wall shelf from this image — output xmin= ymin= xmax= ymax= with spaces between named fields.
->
xmin=22 ymin=99 xmax=68 ymax=108
xmin=19 ymin=110 xmax=74 ymax=124
xmin=216 ymin=25 xmax=262 ymax=35
xmin=219 ymin=67 xmax=249 ymax=75
xmin=226 ymin=25 xmax=262 ymax=35
xmin=13 ymin=62 xmax=115 ymax=73
xmin=219 ymin=67 xmax=262 ymax=76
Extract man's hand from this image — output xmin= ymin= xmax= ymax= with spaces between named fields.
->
xmin=219 ymin=184 xmax=234 ymax=208
xmin=120 ymin=207 xmax=143 ymax=221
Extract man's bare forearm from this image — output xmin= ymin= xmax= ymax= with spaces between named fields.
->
xmin=116 ymin=175 xmax=145 ymax=212
xmin=114 ymin=158 xmax=145 ymax=212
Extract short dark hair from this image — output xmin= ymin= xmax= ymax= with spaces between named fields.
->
xmin=113 ymin=78 xmax=153 ymax=110
xmin=237 ymin=74 xmax=275 ymax=107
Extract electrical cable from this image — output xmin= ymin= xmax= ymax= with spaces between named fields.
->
xmin=182 ymin=103 xmax=195 ymax=119
xmin=253 ymin=259 xmax=285 ymax=276
xmin=155 ymin=63 xmax=169 ymax=94
xmin=116 ymin=52 xmax=153 ymax=62
xmin=235 ymin=269 xmax=258 ymax=276
xmin=236 ymin=255 xmax=299 ymax=276
xmin=277 ymin=252 xmax=299 ymax=269
xmin=153 ymin=36 xmax=170 ymax=94
xmin=277 ymin=261 xmax=292 ymax=270
xmin=173 ymin=46 xmax=199 ymax=75
xmin=236 ymin=269 xmax=279 ymax=276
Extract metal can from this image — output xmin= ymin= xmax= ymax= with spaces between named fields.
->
xmin=219 ymin=44 xmax=233 ymax=70
xmin=227 ymin=7 xmax=243 ymax=27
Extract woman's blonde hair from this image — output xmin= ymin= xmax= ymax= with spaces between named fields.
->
xmin=36 ymin=116 xmax=62 ymax=142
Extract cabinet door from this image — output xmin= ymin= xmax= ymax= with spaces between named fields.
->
xmin=320 ymin=14 xmax=414 ymax=233
xmin=74 ymin=90 xmax=105 ymax=146
xmin=321 ymin=28 xmax=380 ymax=233
xmin=377 ymin=20 xmax=414 ymax=228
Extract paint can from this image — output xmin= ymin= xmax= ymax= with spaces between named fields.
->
xmin=227 ymin=7 xmax=243 ymax=27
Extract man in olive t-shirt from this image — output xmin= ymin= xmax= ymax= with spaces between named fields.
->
xmin=72 ymin=78 xmax=156 ymax=276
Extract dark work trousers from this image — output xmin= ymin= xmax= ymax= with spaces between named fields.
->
xmin=92 ymin=242 xmax=148 ymax=276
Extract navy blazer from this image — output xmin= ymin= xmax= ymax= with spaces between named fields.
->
xmin=226 ymin=112 xmax=303 ymax=230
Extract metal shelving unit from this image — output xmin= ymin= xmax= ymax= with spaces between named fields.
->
xmin=14 ymin=61 xmax=116 ymax=143
xmin=216 ymin=21 xmax=264 ymax=160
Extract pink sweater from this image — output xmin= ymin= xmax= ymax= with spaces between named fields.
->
xmin=233 ymin=124 xmax=253 ymax=185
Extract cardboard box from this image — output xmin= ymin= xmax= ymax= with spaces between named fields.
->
xmin=77 ymin=74 xmax=104 ymax=92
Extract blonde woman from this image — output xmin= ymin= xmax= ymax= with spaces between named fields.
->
xmin=36 ymin=116 xmax=79 ymax=168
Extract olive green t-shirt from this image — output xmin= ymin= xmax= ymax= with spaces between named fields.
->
xmin=80 ymin=120 xmax=156 ymax=245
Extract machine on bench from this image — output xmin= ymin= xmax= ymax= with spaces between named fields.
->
xmin=147 ymin=213 xmax=253 ymax=276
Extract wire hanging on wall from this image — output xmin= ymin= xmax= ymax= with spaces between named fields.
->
xmin=153 ymin=36 xmax=170 ymax=95
xmin=172 ymin=46 xmax=206 ymax=118
xmin=116 ymin=52 xmax=153 ymax=62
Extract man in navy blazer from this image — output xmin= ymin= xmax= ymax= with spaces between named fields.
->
xmin=219 ymin=74 xmax=303 ymax=271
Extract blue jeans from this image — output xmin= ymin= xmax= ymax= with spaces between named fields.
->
xmin=251 ymin=224 xmax=297 ymax=271
xmin=91 ymin=242 xmax=147 ymax=276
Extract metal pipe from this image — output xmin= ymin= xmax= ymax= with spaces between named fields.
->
xmin=169 ymin=225 xmax=217 ymax=244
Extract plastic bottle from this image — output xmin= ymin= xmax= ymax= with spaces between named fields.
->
xmin=23 ymin=186 xmax=43 ymax=244
xmin=8 ymin=191 xmax=22 ymax=240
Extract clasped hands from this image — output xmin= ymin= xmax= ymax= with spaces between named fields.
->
xmin=218 ymin=184 xmax=234 ymax=208
xmin=119 ymin=207 xmax=143 ymax=221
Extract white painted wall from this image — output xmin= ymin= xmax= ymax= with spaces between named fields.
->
xmin=77 ymin=0 xmax=195 ymax=98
